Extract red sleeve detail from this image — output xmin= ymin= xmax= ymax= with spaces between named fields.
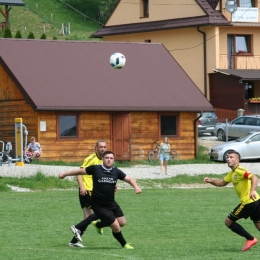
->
xmin=244 ymin=172 xmax=250 ymax=179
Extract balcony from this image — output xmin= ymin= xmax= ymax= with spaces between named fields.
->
xmin=219 ymin=54 xmax=260 ymax=69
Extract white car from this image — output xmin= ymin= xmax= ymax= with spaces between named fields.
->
xmin=209 ymin=131 xmax=260 ymax=162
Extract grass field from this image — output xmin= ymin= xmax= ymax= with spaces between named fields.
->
xmin=5 ymin=0 xmax=101 ymax=40
xmin=1 ymin=187 xmax=260 ymax=259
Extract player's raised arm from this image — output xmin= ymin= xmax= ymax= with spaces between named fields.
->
xmin=204 ymin=177 xmax=228 ymax=187
xmin=59 ymin=168 xmax=86 ymax=179
xmin=123 ymin=175 xmax=142 ymax=194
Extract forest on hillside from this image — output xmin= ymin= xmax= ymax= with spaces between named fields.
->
xmin=65 ymin=0 xmax=119 ymax=23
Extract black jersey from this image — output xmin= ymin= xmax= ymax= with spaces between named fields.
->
xmin=85 ymin=165 xmax=126 ymax=205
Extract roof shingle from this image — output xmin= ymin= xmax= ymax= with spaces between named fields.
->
xmin=0 ymin=0 xmax=24 ymax=6
xmin=0 ymin=39 xmax=213 ymax=112
xmin=91 ymin=0 xmax=230 ymax=38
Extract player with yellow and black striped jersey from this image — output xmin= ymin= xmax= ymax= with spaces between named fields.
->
xmin=204 ymin=150 xmax=260 ymax=252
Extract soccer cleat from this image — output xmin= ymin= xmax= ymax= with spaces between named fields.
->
xmin=123 ymin=243 xmax=134 ymax=249
xmin=70 ymin=225 xmax=82 ymax=242
xmin=242 ymin=237 xmax=258 ymax=251
xmin=92 ymin=221 xmax=103 ymax=235
xmin=69 ymin=242 xmax=85 ymax=248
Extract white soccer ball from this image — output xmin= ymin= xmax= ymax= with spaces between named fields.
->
xmin=110 ymin=53 xmax=126 ymax=69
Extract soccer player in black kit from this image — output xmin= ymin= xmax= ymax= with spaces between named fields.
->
xmin=59 ymin=151 xmax=142 ymax=249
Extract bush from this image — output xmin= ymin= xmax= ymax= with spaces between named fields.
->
xmin=15 ymin=30 xmax=23 ymax=38
xmin=27 ymin=31 xmax=35 ymax=39
xmin=40 ymin=33 xmax=47 ymax=39
xmin=3 ymin=26 xmax=12 ymax=38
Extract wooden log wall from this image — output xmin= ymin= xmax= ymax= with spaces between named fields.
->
xmin=130 ymin=111 xmax=196 ymax=161
xmin=1 ymin=64 xmax=197 ymax=162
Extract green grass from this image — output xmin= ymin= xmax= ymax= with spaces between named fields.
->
xmin=1 ymin=188 xmax=260 ymax=259
xmin=7 ymin=0 xmax=102 ymax=40
xmin=0 ymin=173 xmax=229 ymax=192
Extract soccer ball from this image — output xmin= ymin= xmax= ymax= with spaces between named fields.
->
xmin=110 ymin=53 xmax=126 ymax=69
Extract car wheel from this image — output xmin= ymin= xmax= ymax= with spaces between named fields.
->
xmin=217 ymin=129 xmax=225 ymax=141
xmin=223 ymin=150 xmax=231 ymax=162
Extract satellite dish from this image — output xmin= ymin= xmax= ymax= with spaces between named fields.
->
xmin=225 ymin=0 xmax=237 ymax=13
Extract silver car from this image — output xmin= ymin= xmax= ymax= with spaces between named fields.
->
xmin=198 ymin=112 xmax=218 ymax=136
xmin=214 ymin=115 xmax=260 ymax=141
xmin=209 ymin=131 xmax=260 ymax=162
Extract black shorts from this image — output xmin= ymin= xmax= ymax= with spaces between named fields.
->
xmin=91 ymin=201 xmax=124 ymax=226
xmin=78 ymin=188 xmax=92 ymax=209
xmin=228 ymin=200 xmax=260 ymax=222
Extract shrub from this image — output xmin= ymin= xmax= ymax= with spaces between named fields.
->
xmin=15 ymin=30 xmax=23 ymax=38
xmin=3 ymin=26 xmax=12 ymax=38
xmin=27 ymin=32 xmax=35 ymax=39
xmin=40 ymin=33 xmax=47 ymax=39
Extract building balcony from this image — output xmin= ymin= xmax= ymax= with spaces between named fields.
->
xmin=219 ymin=54 xmax=260 ymax=69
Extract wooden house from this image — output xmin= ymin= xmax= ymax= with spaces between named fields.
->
xmin=0 ymin=38 xmax=213 ymax=162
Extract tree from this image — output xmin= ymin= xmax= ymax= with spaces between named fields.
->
xmin=27 ymin=32 xmax=35 ymax=39
xmin=3 ymin=26 xmax=12 ymax=38
xmin=40 ymin=33 xmax=47 ymax=39
xmin=15 ymin=30 xmax=22 ymax=38
xmin=98 ymin=0 xmax=119 ymax=23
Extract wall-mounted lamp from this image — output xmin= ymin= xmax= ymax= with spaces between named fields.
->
xmin=239 ymin=79 xmax=243 ymax=83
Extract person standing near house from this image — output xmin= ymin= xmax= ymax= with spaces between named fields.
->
xmin=204 ymin=150 xmax=260 ymax=251
xmin=59 ymin=151 xmax=142 ymax=249
xmin=25 ymin=137 xmax=41 ymax=161
xmin=68 ymin=140 xmax=107 ymax=248
xmin=159 ymin=137 xmax=171 ymax=175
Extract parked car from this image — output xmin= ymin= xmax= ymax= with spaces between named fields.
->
xmin=214 ymin=115 xmax=260 ymax=141
xmin=197 ymin=112 xmax=218 ymax=136
xmin=209 ymin=131 xmax=260 ymax=162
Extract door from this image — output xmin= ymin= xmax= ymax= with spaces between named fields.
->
xmin=112 ymin=113 xmax=131 ymax=160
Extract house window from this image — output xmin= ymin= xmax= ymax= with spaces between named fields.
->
xmin=235 ymin=35 xmax=251 ymax=54
xmin=228 ymin=34 xmax=252 ymax=55
xmin=57 ymin=114 xmax=79 ymax=139
xmin=160 ymin=114 xmax=178 ymax=137
xmin=238 ymin=0 xmax=255 ymax=7
xmin=141 ymin=0 xmax=149 ymax=18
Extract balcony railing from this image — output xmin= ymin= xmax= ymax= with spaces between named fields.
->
xmin=219 ymin=54 xmax=260 ymax=69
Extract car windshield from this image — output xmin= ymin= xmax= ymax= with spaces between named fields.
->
xmin=235 ymin=132 xmax=254 ymax=142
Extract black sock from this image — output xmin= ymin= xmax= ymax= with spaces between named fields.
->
xmin=75 ymin=214 xmax=97 ymax=231
xmin=229 ymin=222 xmax=254 ymax=240
xmin=70 ymin=236 xmax=78 ymax=244
xmin=112 ymin=231 xmax=127 ymax=247
xmin=96 ymin=221 xmax=107 ymax=229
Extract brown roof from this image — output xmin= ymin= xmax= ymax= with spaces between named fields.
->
xmin=213 ymin=69 xmax=260 ymax=80
xmin=91 ymin=0 xmax=230 ymax=38
xmin=0 ymin=0 xmax=24 ymax=5
xmin=0 ymin=38 xmax=213 ymax=112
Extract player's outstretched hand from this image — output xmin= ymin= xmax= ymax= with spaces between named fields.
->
xmin=204 ymin=177 xmax=210 ymax=183
xmin=59 ymin=173 xmax=66 ymax=179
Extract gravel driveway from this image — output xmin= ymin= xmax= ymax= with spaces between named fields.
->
xmin=0 ymin=162 xmax=260 ymax=179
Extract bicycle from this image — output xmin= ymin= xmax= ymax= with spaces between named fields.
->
xmin=148 ymin=139 xmax=180 ymax=162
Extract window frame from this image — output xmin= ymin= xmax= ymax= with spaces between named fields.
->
xmin=159 ymin=113 xmax=180 ymax=138
xmin=228 ymin=34 xmax=253 ymax=55
xmin=56 ymin=112 xmax=80 ymax=140
xmin=237 ymin=0 xmax=255 ymax=7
